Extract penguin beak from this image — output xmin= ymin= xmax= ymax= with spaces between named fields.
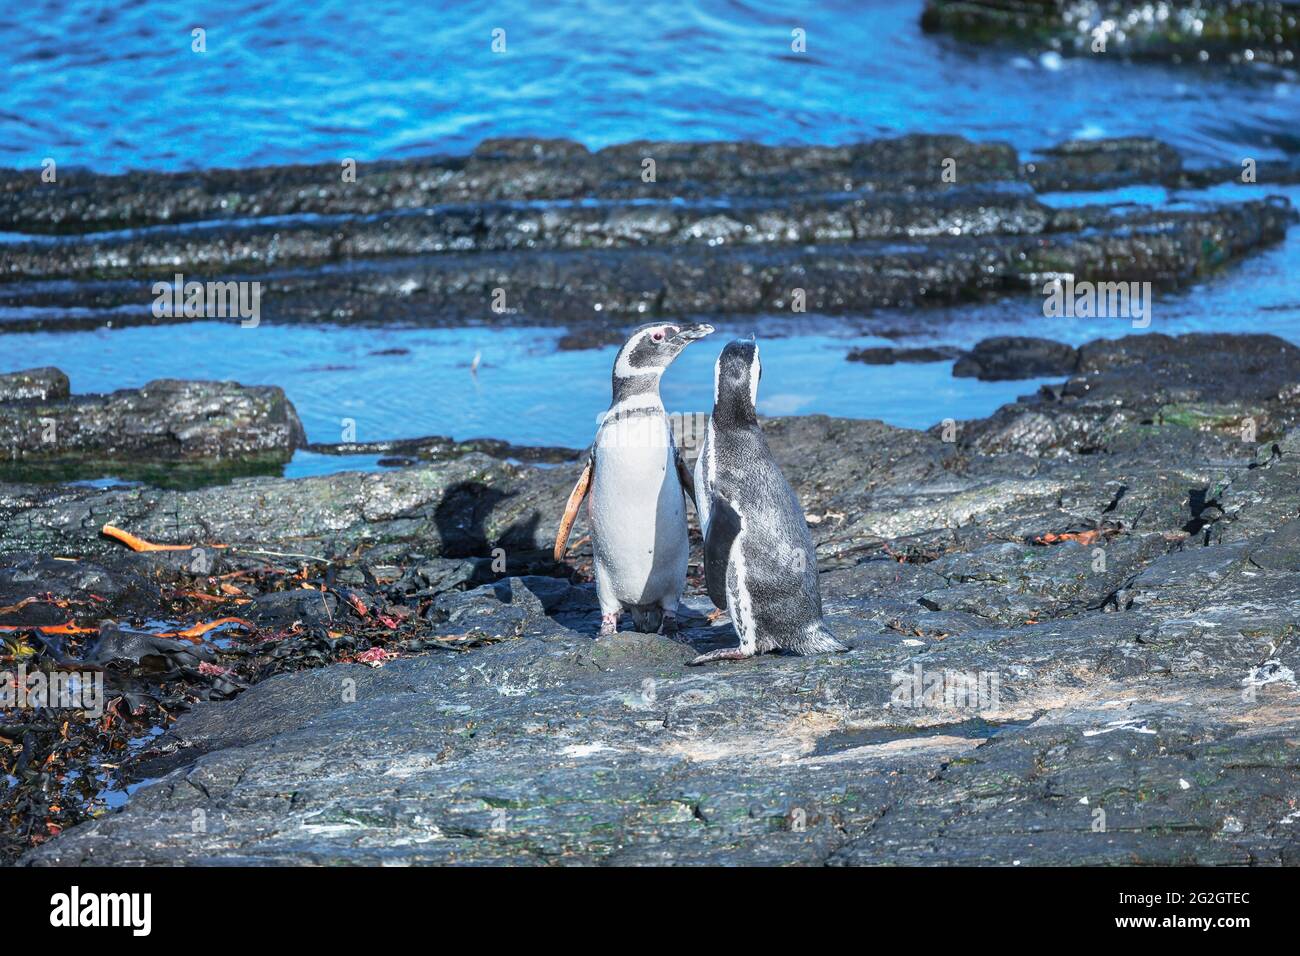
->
xmin=668 ymin=323 xmax=714 ymax=348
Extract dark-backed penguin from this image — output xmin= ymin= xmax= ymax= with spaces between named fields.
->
xmin=690 ymin=338 xmax=847 ymax=665
xmin=554 ymin=321 xmax=714 ymax=636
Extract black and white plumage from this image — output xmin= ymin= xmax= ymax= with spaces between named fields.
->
xmin=690 ymin=338 xmax=847 ymax=665
xmin=554 ymin=321 xmax=714 ymax=637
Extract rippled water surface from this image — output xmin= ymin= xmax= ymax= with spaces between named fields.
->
xmin=3 ymin=0 xmax=1297 ymax=172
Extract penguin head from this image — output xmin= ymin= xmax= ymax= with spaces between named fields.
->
xmin=713 ymin=338 xmax=762 ymax=420
xmin=612 ymin=321 xmax=714 ymax=386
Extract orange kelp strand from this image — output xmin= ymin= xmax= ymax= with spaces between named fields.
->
xmin=0 ymin=622 xmax=98 ymax=635
xmin=101 ymin=524 xmax=229 ymax=552
xmin=156 ymin=617 xmax=255 ymax=642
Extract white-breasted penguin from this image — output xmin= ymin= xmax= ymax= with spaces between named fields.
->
xmin=554 ymin=321 xmax=714 ymax=636
xmin=690 ymin=338 xmax=847 ymax=665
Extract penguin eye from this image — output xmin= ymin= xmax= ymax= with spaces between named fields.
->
xmin=651 ymin=330 xmax=666 ymax=342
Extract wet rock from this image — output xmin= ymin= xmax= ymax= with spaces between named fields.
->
xmin=0 ymin=374 xmax=305 ymax=486
xmin=0 ymin=368 xmax=69 ymax=402
xmin=952 ymin=337 xmax=1079 ymax=380
xmin=306 ymin=434 xmax=579 ymax=465
xmin=1 ymin=136 xmax=1292 ymax=334
xmin=961 ymin=332 xmax=1300 ymax=456
xmin=0 ymin=552 xmax=162 ymax=621
xmin=3 ymin=196 xmax=1290 ymax=333
xmin=0 ymin=135 xmax=1021 ymax=234
xmin=921 ymin=0 xmax=1300 ymax=65
xmin=1025 ymin=138 xmax=1183 ymax=192
xmin=847 ymin=345 xmax=962 ymax=365
xmin=0 ymin=188 xmax=1056 ymax=283
xmin=556 ymin=327 xmax=628 ymax=351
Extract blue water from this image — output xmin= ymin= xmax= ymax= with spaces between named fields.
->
xmin=2 ymin=0 xmax=1297 ymax=173
xmin=0 ymin=320 xmax=1056 ymax=451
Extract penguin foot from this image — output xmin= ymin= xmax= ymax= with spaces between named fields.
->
xmin=598 ymin=613 xmax=619 ymax=637
xmin=659 ymin=612 xmax=678 ymax=637
xmin=688 ymin=646 xmax=756 ymax=666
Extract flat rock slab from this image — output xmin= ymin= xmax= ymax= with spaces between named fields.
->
xmin=19 ymin=583 xmax=1300 ymax=865
xmin=8 ymin=331 xmax=1300 ymax=865
xmin=1 ymin=135 xmax=1294 ymax=333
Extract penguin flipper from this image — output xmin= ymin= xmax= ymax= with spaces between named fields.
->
xmin=553 ymin=455 xmax=593 ymax=563
xmin=703 ymin=497 xmax=742 ymax=610
xmin=674 ymin=447 xmax=697 ymax=510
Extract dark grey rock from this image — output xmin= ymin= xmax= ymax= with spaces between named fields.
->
xmin=952 ymin=337 xmax=1079 ymax=380
xmin=0 ymin=135 xmax=1291 ymax=334
xmin=250 ymin=590 xmax=340 ymax=630
xmin=0 ymin=376 xmax=306 ymax=486
xmin=556 ymin=327 xmax=628 ymax=351
xmin=306 ymin=434 xmax=578 ymax=465
xmin=0 ymin=135 xmax=1022 ymax=235
xmin=0 ymin=368 xmax=69 ymax=402
xmin=1247 ymin=518 xmax=1300 ymax=572
xmin=0 ymin=552 xmax=162 ymax=621
xmin=960 ymin=332 xmax=1300 ymax=456
xmin=922 ymin=1 xmax=1300 ymax=67
xmin=847 ymin=345 xmax=962 ymax=365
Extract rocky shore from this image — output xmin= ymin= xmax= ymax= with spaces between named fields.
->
xmin=2 ymin=135 xmax=1296 ymax=333
xmin=3 ymin=330 xmax=1298 ymax=865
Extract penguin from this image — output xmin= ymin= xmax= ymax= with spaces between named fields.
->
xmin=554 ymin=321 xmax=714 ymax=637
xmin=689 ymin=338 xmax=847 ymax=665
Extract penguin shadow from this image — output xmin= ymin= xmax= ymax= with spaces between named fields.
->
xmin=432 ymin=480 xmax=541 ymax=562
xmin=432 ymin=479 xmax=611 ymax=632
xmin=675 ymin=602 xmax=738 ymax=653
xmin=431 ymin=480 xmax=724 ymax=647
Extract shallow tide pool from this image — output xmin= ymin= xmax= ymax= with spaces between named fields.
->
xmin=3 ymin=320 xmax=1063 ymax=452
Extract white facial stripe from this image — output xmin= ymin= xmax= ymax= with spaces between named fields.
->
xmin=614 ymin=331 xmax=652 ymax=379
xmin=613 ymin=326 xmax=676 ymax=379
xmin=713 ymin=350 xmax=722 ymax=405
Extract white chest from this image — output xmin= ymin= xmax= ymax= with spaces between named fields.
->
xmin=591 ymin=413 xmax=677 ymax=521
xmin=588 ymin=412 xmax=688 ymax=603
